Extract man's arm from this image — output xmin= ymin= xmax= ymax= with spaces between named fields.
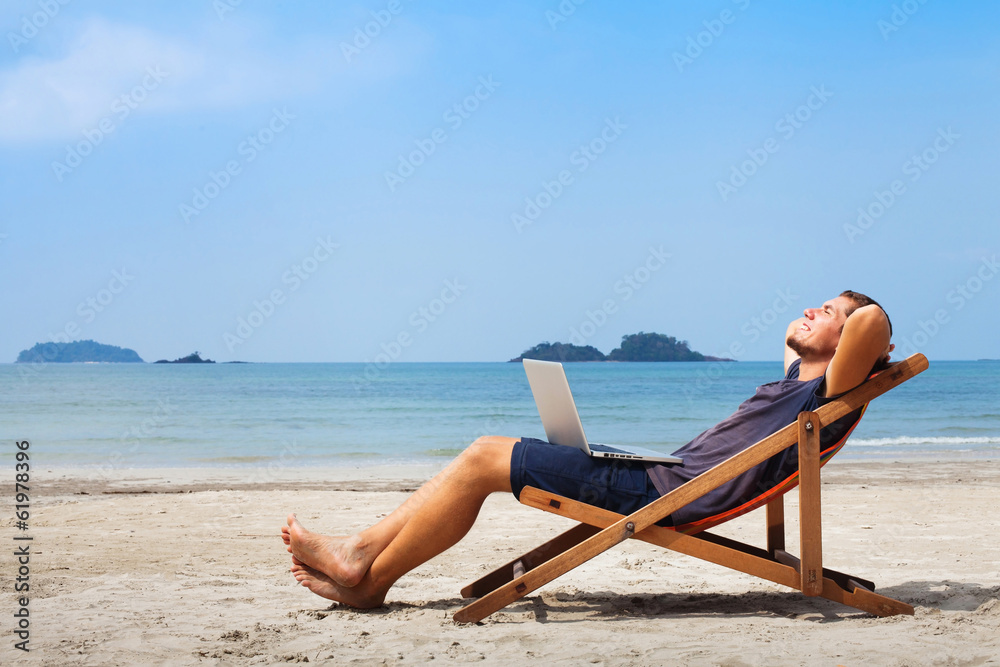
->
xmin=822 ymin=304 xmax=893 ymax=398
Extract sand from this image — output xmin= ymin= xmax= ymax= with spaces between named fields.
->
xmin=3 ymin=460 xmax=999 ymax=665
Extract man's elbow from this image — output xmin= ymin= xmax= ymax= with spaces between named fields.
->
xmin=844 ymin=305 xmax=892 ymax=352
xmin=848 ymin=304 xmax=890 ymax=333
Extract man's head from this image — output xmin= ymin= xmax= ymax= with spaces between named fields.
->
xmin=786 ymin=290 xmax=892 ymax=363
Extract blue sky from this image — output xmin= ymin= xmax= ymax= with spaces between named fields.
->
xmin=1 ymin=0 xmax=997 ymax=362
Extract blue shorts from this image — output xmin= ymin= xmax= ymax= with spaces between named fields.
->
xmin=509 ymin=437 xmax=672 ymax=526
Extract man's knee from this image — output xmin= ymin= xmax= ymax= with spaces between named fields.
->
xmin=464 ymin=436 xmax=515 ymax=489
xmin=467 ymin=436 xmax=513 ymax=460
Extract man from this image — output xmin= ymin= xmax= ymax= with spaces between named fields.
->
xmin=282 ymin=290 xmax=893 ymax=609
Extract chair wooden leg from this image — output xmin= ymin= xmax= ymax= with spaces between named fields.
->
xmin=505 ymin=488 xmax=913 ymax=619
xmin=766 ymin=496 xmax=785 ymax=557
xmin=797 ymin=411 xmax=823 ymax=596
xmin=460 ymin=523 xmax=599 ymax=598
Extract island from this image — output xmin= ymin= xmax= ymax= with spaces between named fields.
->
xmin=15 ymin=340 xmax=143 ymax=363
xmin=509 ymin=342 xmax=606 ymax=362
xmin=154 ymin=352 xmax=215 ymax=364
xmin=510 ymin=332 xmax=735 ymax=363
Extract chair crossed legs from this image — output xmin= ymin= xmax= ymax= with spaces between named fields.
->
xmin=455 ymin=353 xmax=929 ymax=623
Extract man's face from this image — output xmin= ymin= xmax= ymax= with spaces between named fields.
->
xmin=786 ymin=296 xmax=853 ymax=360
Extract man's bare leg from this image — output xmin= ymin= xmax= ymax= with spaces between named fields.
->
xmin=280 ymin=456 xmax=471 ymax=587
xmin=285 ymin=436 xmax=516 ymax=595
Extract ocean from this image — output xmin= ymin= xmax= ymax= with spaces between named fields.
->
xmin=2 ymin=360 xmax=998 ymax=472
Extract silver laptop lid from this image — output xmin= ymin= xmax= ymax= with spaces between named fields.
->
xmin=522 ymin=358 xmax=592 ymax=453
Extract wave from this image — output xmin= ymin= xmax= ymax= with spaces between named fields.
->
xmin=195 ymin=455 xmax=273 ymax=463
xmin=849 ymin=436 xmax=1000 ymax=447
xmin=419 ymin=448 xmax=466 ymax=457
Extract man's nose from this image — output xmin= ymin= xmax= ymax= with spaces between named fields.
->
xmin=803 ymin=308 xmax=816 ymax=319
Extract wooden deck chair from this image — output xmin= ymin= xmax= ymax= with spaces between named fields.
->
xmin=455 ymin=353 xmax=929 ymax=623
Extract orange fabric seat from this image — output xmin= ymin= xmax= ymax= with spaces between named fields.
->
xmin=673 ymin=404 xmax=868 ymax=535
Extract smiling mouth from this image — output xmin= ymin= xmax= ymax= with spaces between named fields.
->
xmin=800 ymin=323 xmax=811 ymax=332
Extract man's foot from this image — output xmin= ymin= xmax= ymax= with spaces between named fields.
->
xmin=290 ymin=557 xmax=386 ymax=609
xmin=283 ymin=514 xmax=373 ymax=588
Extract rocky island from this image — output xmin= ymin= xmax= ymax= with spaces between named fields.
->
xmin=15 ymin=340 xmax=143 ymax=363
xmin=15 ymin=341 xmax=223 ymax=364
xmin=510 ymin=332 xmax=734 ymax=363
xmin=154 ymin=352 xmax=215 ymax=364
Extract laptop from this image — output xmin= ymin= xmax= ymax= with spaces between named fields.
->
xmin=522 ymin=359 xmax=682 ymax=464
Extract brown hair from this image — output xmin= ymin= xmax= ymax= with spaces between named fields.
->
xmin=839 ymin=290 xmax=892 ymax=336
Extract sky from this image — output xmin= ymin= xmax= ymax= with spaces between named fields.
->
xmin=1 ymin=0 xmax=997 ymax=363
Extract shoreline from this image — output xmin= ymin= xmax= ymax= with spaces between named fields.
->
xmin=31 ymin=454 xmax=1000 ymax=494
xmin=33 ymin=463 xmax=450 ymax=497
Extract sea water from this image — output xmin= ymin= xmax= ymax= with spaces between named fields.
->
xmin=1 ymin=360 xmax=997 ymax=470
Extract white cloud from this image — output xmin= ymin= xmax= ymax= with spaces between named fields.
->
xmin=2 ymin=20 xmax=187 ymax=142
xmin=0 ymin=16 xmax=421 ymax=144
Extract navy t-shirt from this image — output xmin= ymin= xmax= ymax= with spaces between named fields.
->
xmin=645 ymin=359 xmax=862 ymax=526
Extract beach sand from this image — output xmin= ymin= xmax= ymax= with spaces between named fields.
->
xmin=4 ymin=460 xmax=999 ymax=665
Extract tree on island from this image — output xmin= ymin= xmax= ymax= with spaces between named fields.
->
xmin=510 ymin=342 xmax=606 ymax=362
xmin=15 ymin=340 xmax=143 ymax=363
xmin=509 ymin=332 xmax=731 ymax=362
xmin=607 ymin=332 xmax=705 ymax=362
